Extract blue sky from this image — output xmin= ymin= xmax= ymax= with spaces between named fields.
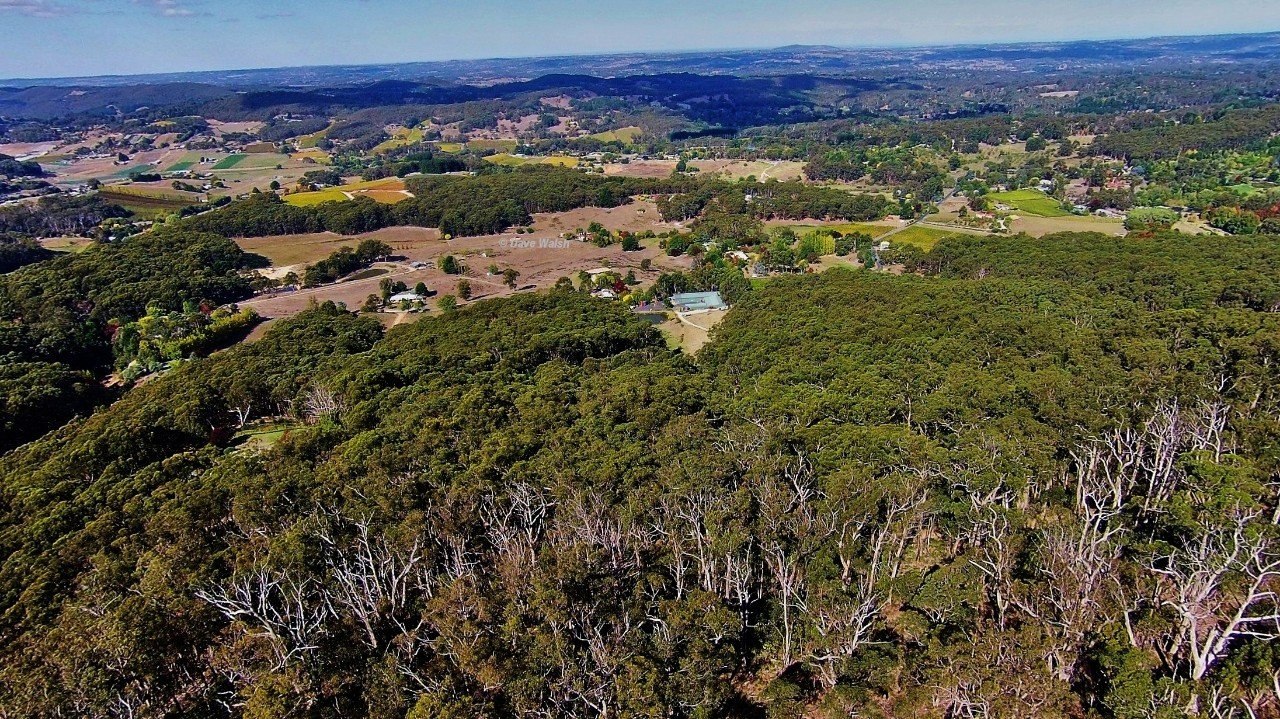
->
xmin=3 ymin=0 xmax=1280 ymax=79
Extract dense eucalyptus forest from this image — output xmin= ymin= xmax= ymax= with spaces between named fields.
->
xmin=1 ymin=229 xmax=1277 ymax=718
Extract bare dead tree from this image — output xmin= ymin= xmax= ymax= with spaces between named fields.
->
xmin=300 ymin=385 xmax=343 ymax=422
xmin=970 ymin=509 xmax=1016 ymax=630
xmin=1149 ymin=505 xmax=1280 ymax=681
xmin=195 ymin=570 xmax=333 ymax=672
xmin=317 ymin=517 xmax=429 ymax=649
xmin=228 ymin=402 xmax=252 ymax=429
xmin=806 ymin=577 xmax=883 ymax=689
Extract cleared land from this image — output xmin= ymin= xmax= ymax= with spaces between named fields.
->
xmin=98 ymin=186 xmax=200 ymax=217
xmin=372 ymin=126 xmax=426 ymax=154
xmin=237 ymin=231 xmax=427 ymax=267
xmin=291 ymin=149 xmax=331 ymax=164
xmin=38 ymin=237 xmax=95 ymax=253
xmin=588 ymin=126 xmax=643 ymax=143
xmin=465 ymin=138 xmax=518 ymax=152
xmin=692 ymin=159 xmax=807 ymax=182
xmin=163 ymin=152 xmax=204 ymax=172
xmin=887 ymin=224 xmax=976 ymax=250
xmin=770 ymin=220 xmax=900 ymax=238
xmin=1009 ymin=214 xmax=1126 ymax=237
xmin=235 ymin=201 xmax=688 ymax=320
xmin=603 ymin=160 xmax=679 ymax=178
xmin=283 ymin=177 xmax=410 ymax=207
xmin=658 ymin=309 xmax=727 ymax=354
xmin=485 ymin=154 xmax=579 ymax=168
xmin=295 ymin=124 xmax=333 ymax=149
xmin=211 ymin=154 xmax=247 ymax=170
xmin=989 ymin=189 xmax=1070 ymax=217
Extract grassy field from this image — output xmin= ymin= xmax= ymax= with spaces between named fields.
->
xmin=163 ymin=152 xmax=202 ymax=173
xmin=466 ymin=138 xmax=518 ymax=152
xmin=284 ymin=188 xmax=349 ymax=206
xmin=342 ymin=267 xmax=390 ymax=282
xmin=212 ymin=154 xmax=248 ymax=170
xmin=588 ymin=126 xmax=643 ymax=143
xmin=233 ymin=422 xmax=296 ymax=451
xmin=99 ymin=186 xmax=199 ymax=218
xmin=39 ymin=237 xmax=95 ymax=253
xmin=782 ymin=222 xmax=897 ymax=238
xmin=485 ymin=153 xmax=579 ymax=168
xmin=109 ymin=163 xmax=156 ymax=179
xmin=283 ymin=177 xmax=408 ymax=207
xmin=988 ymin=189 xmax=1070 ymax=217
xmin=435 ymin=142 xmax=465 ymax=153
xmin=291 ymin=149 xmax=331 ymax=164
xmin=373 ymin=127 xmax=426 ymax=154
xmin=886 ymin=225 xmax=962 ymax=250
xmin=1010 ymin=214 xmax=1126 ymax=237
xmin=295 ymin=124 xmax=333 ymax=149
xmin=215 ymin=153 xmax=291 ymax=170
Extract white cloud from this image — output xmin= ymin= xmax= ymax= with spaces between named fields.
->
xmin=0 ymin=0 xmax=65 ymax=17
xmin=135 ymin=0 xmax=197 ymax=17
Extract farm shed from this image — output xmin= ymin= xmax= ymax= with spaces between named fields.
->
xmin=670 ymin=291 xmax=728 ymax=312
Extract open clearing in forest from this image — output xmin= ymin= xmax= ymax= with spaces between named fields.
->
xmin=235 ymin=202 xmax=688 ymax=320
xmin=295 ymin=124 xmax=333 ymax=149
xmin=39 ymin=237 xmax=95 ymax=253
xmin=658 ymin=309 xmax=727 ymax=354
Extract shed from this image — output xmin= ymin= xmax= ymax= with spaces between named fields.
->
xmin=670 ymin=291 xmax=728 ymax=312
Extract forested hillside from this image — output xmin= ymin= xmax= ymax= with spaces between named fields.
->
xmin=0 ymin=227 xmax=259 ymax=453
xmin=1 ymin=233 xmax=1278 ymax=718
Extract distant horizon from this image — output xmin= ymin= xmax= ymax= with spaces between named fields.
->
xmin=3 ymin=0 xmax=1280 ymax=81
xmin=2 ymin=27 xmax=1280 ymax=86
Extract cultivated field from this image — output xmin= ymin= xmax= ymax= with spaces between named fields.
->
xmin=888 ymin=224 xmax=981 ymax=250
xmin=602 ymin=160 xmax=679 ymax=177
xmin=465 ymin=139 xmax=518 ymax=152
xmin=283 ymin=177 xmax=411 ymax=206
xmin=211 ymin=154 xmax=247 ymax=170
xmin=1009 ymin=214 xmax=1126 ymax=237
xmin=97 ymin=186 xmax=201 ymax=217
